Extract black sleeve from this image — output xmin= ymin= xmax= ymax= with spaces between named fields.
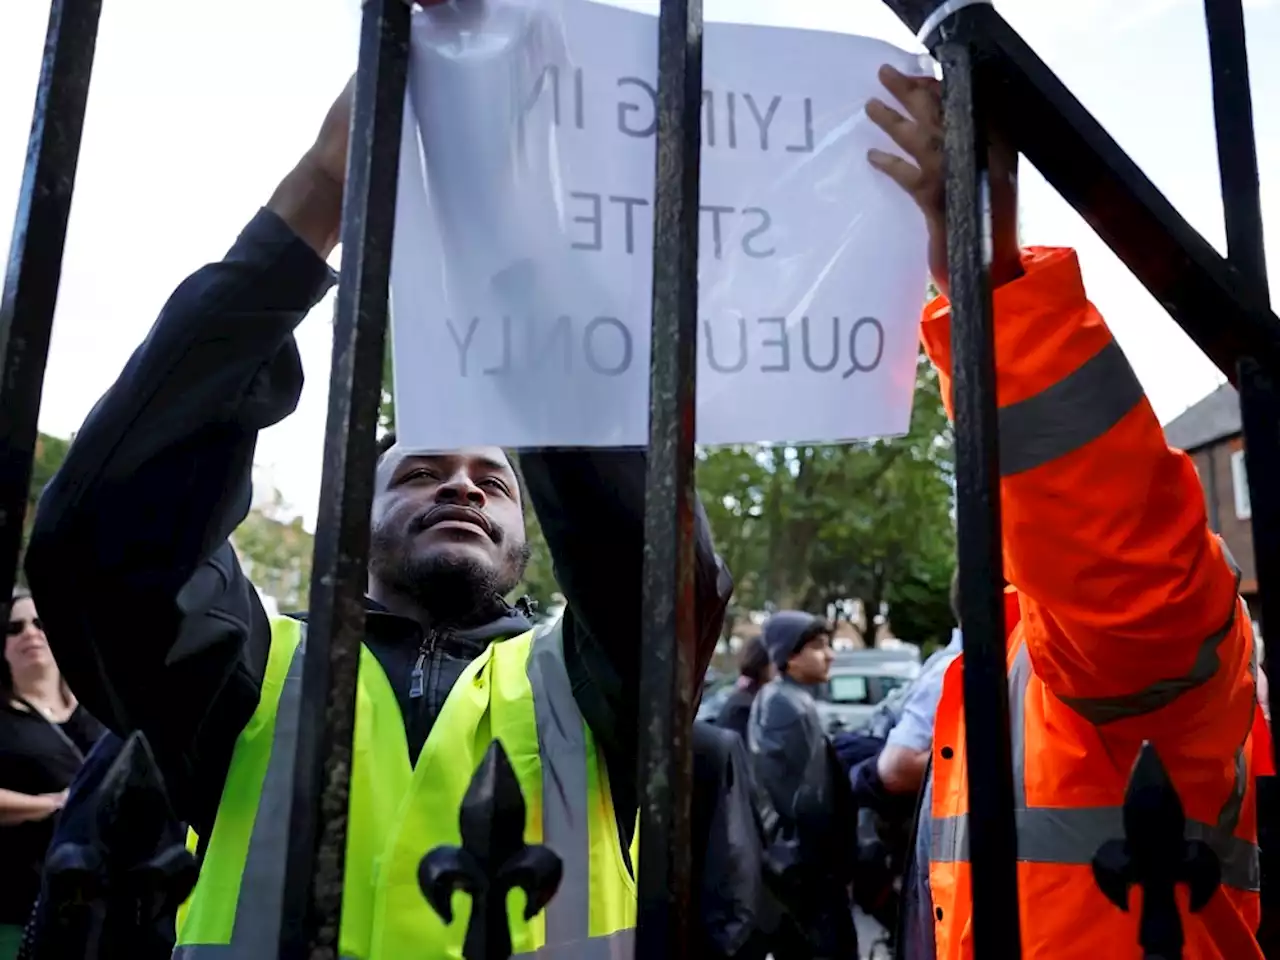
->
xmin=690 ymin=723 xmax=765 ymax=958
xmin=518 ymin=450 xmax=734 ymax=839
xmin=24 ymin=210 xmax=335 ymax=833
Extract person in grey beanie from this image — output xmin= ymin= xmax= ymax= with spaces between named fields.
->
xmin=746 ymin=612 xmax=855 ymax=960
xmin=746 ymin=611 xmax=835 ymax=820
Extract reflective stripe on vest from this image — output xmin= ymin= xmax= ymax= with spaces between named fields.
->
xmin=173 ymin=933 xmax=633 ymax=959
xmin=930 ymin=644 xmax=1261 ymax=892
xmin=175 ymin=621 xmax=633 ymax=958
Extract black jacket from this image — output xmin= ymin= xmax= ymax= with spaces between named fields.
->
xmin=715 ymin=685 xmax=757 ymax=741
xmin=24 ymin=208 xmax=733 ymax=852
xmin=747 ymin=676 xmax=826 ymax=824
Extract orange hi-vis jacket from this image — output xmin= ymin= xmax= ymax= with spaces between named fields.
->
xmin=918 ymin=249 xmax=1261 ymax=959
xmin=1254 ymin=705 xmax=1274 ymax=777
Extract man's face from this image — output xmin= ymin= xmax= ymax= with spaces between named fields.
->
xmin=369 ymin=445 xmax=528 ymax=617
xmin=788 ymin=632 xmax=835 ymax=685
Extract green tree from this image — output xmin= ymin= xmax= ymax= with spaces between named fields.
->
xmin=510 ymin=497 xmax=560 ymax=613
xmin=695 ymin=350 xmax=957 ymax=646
xmin=16 ymin=432 xmax=73 ymax=584
xmin=19 ymin=432 xmax=322 ymax=613
xmin=694 ymin=444 xmax=771 ymax=639
xmin=28 ymin=433 xmax=70 ymax=515
xmin=232 ymin=487 xmax=315 ymax=611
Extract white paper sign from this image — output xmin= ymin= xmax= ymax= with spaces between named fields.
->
xmin=390 ymin=0 xmax=931 ymax=449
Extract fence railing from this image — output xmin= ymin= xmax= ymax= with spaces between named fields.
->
xmin=633 ymin=0 xmax=703 ymax=956
xmin=1 ymin=0 xmax=1277 ymax=958
xmin=276 ymin=2 xmax=410 ymax=955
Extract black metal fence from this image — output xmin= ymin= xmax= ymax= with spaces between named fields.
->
xmin=1 ymin=0 xmax=1278 ymax=957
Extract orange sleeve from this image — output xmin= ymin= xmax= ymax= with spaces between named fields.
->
xmin=921 ymin=248 xmax=1242 ymax=716
xmin=1003 ymin=585 xmax=1021 ymax=638
xmin=1254 ymin=705 xmax=1274 ymax=776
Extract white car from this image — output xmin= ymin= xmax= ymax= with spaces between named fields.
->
xmin=815 ymin=648 xmax=922 ymax=736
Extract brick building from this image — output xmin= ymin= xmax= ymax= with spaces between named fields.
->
xmin=1163 ymin=384 xmax=1261 ymax=633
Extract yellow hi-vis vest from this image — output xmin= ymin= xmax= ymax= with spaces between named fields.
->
xmin=174 ymin=616 xmax=637 ymax=959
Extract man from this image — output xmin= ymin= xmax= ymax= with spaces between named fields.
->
xmin=747 ymin=613 xmax=834 ymax=821
xmin=871 ymin=628 xmax=960 ymax=797
xmin=745 ymin=612 xmax=854 ymax=959
xmin=23 ymin=78 xmax=734 ymax=957
xmin=845 ymin=591 xmax=963 ymax=942
xmin=845 ymin=578 xmax=1018 ymax=952
xmin=858 ymin=576 xmax=1019 ymax=803
xmin=863 ymin=68 xmax=1262 ymax=959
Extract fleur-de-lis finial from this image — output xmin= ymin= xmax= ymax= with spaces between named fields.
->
xmin=22 ymin=732 xmax=197 ymax=960
xmin=419 ymin=740 xmax=563 ymax=960
xmin=1092 ymin=741 xmax=1220 ymax=960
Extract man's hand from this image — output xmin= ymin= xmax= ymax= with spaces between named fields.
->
xmin=303 ymin=75 xmax=356 ymax=194
xmin=269 ymin=0 xmax=456 ymax=257
xmin=866 ymin=65 xmax=1021 ymax=295
xmin=267 ymin=78 xmax=355 ymax=258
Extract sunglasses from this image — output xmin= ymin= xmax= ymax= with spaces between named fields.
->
xmin=6 ymin=617 xmax=43 ymax=637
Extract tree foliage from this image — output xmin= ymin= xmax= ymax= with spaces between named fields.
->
xmin=232 ymin=488 xmax=315 ymax=612
xmin=17 ymin=433 xmax=73 ymax=583
xmin=19 ymin=430 xmax=319 ymax=612
xmin=26 ymin=433 xmax=70 ymax=531
xmin=695 ymin=351 xmax=957 ymax=646
xmin=509 ymin=492 xmax=560 ymax=614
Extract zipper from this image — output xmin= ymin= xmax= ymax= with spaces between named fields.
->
xmin=409 ymin=631 xmax=437 ymax=699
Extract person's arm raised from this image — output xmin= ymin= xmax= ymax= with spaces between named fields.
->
xmin=267 ymin=75 xmax=351 ymax=258
xmin=24 ymin=83 xmax=352 ymax=830
xmin=867 ymin=66 xmax=1247 ymax=736
xmin=519 ymin=452 xmax=733 ymax=770
xmin=866 ymin=65 xmax=1022 ymax=295
xmin=920 ymin=254 xmax=1244 ymax=729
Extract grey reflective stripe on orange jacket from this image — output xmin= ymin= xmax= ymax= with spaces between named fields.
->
xmin=998 ymin=339 xmax=1247 ymax=726
xmin=1057 ymin=538 xmax=1244 ymax=726
xmin=930 ymin=644 xmax=1260 ymax=892
xmin=998 ymin=340 xmax=1144 ymax=477
xmin=174 ymin=623 xmax=628 ymax=959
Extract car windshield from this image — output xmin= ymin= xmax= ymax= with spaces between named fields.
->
xmin=826 ymin=672 xmax=908 ymax=705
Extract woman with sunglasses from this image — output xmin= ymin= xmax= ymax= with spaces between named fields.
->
xmin=0 ymin=587 xmax=105 ymax=959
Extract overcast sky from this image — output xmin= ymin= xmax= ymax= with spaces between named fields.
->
xmin=2 ymin=0 xmax=1278 ymax=527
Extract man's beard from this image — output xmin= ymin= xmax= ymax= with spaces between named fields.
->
xmin=370 ymin=537 xmax=532 ymax=627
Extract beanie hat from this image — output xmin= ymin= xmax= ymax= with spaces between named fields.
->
xmin=761 ymin=610 xmax=829 ymax=668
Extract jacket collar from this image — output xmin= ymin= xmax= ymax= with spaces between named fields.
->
xmin=289 ymin=595 xmax=535 ymax=656
xmin=364 ymin=595 xmax=534 ymax=655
